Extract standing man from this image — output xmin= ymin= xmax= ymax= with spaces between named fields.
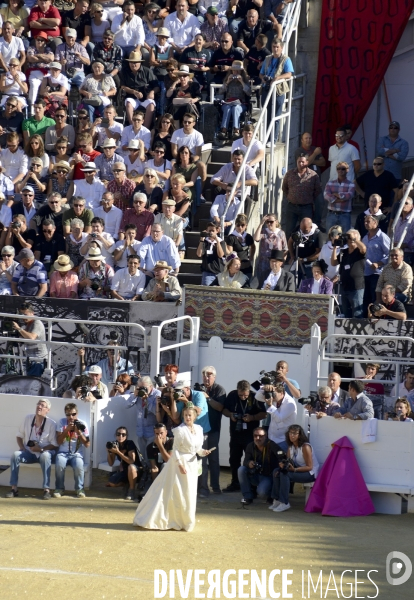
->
xmin=328 ymin=127 xmax=360 ymax=183
xmin=6 ymin=399 xmax=58 ymax=500
xmin=263 ymin=383 xmax=297 ymax=451
xmin=390 ymin=197 xmax=414 ymax=265
xmin=256 ymin=360 xmax=301 ymax=400
xmin=324 ymin=161 xmax=355 ymax=233
xmin=211 ymin=149 xmax=258 ymax=196
xmin=110 ymin=1 xmax=144 ymax=56
xmin=11 ymin=301 xmax=48 ymax=376
xmin=294 ymin=132 xmax=326 ymax=228
xmin=362 ymin=215 xmax=390 ymax=313
xmin=376 ymin=121 xmax=409 ymax=181
xmin=288 ymin=217 xmax=323 ymax=281
xmin=355 ymin=194 xmax=388 ymax=238
xmin=131 ymin=376 xmax=161 ymax=461
xmin=146 ymin=423 xmax=173 ymax=481
xmin=283 ymin=155 xmax=322 ymax=237
xmin=355 ymin=157 xmax=399 ymax=213
xmin=222 ymin=380 xmax=267 ymax=492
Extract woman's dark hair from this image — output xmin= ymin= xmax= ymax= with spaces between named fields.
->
xmin=312 ymin=259 xmax=328 ymax=275
xmin=349 ymin=380 xmax=365 ymax=394
xmin=176 ymin=145 xmax=194 ymax=167
xmin=155 ymin=113 xmax=175 ymax=133
xmin=70 ymin=374 xmax=93 ymax=392
xmin=55 ymin=135 xmax=69 ymax=146
xmin=153 ymin=141 xmax=166 ymax=152
xmin=115 ymin=373 xmax=132 ymax=390
xmin=285 ymin=425 xmax=308 ymax=447
xmin=115 ymin=425 xmax=129 ymax=438
xmin=8 ymin=0 xmax=25 ymax=8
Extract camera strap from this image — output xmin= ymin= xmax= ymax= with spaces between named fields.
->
xmin=29 ymin=416 xmax=46 ymax=442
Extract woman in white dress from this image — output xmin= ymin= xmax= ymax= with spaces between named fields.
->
xmin=133 ymin=404 xmax=212 ymax=532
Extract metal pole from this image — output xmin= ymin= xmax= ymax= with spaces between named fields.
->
xmin=390 ymin=171 xmax=414 ymax=249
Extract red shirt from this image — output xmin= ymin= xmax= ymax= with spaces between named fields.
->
xmin=73 ymin=149 xmax=102 ymax=180
xmin=29 ymin=6 xmax=62 ymax=38
xmin=119 ymin=208 xmax=154 ymax=241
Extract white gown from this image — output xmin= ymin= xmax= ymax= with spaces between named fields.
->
xmin=133 ymin=423 xmax=204 ymax=532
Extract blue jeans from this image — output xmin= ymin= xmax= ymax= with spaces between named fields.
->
xmin=55 ymin=452 xmax=85 ymax=491
xmin=10 ymin=449 xmax=54 ymax=489
xmin=314 ymin=192 xmax=325 ymax=231
xmin=341 ymin=288 xmax=364 ymax=318
xmin=221 ymin=103 xmax=246 ymax=129
xmin=84 ymin=102 xmax=104 ymax=122
xmin=326 ymin=211 xmax=352 ymax=233
xmin=261 ymin=91 xmax=285 ymax=142
xmin=238 ymin=465 xmax=273 ymax=500
xmin=396 ymin=292 xmax=408 ymax=303
xmin=70 ymin=71 xmax=85 ymax=88
xmin=27 ymin=361 xmax=45 ymax=377
xmin=285 ymin=202 xmax=314 ymax=238
xmin=202 ymin=272 xmax=217 ymax=286
xmin=272 ymin=469 xmax=315 ymax=504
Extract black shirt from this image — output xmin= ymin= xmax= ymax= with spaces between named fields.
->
xmin=115 ymin=439 xmax=141 ymax=469
xmin=292 ymin=229 xmax=324 ymax=260
xmin=205 ymin=381 xmax=226 ymax=433
xmin=233 ymin=0 xmax=261 ymax=18
xmin=0 ymin=111 xmax=23 ymax=147
xmin=180 ymin=48 xmax=212 ymax=87
xmin=339 ymin=247 xmax=366 ymax=291
xmin=146 ymin=437 xmax=174 ymax=463
xmin=10 ymin=228 xmax=37 ymax=255
xmin=225 ymin=232 xmax=254 ymax=271
xmin=355 ymin=211 xmax=388 ymax=238
xmin=383 ymin=298 xmax=406 ymax=319
xmin=237 ymin=20 xmax=272 ymax=51
xmin=224 ymin=390 xmax=266 ymax=435
xmin=62 ymin=9 xmax=92 ymax=40
xmin=33 ymin=206 xmax=65 ymax=237
xmin=209 ymin=46 xmax=244 ymax=83
xmin=356 ymin=169 xmax=399 ymax=209
xmin=243 ymin=440 xmax=283 ymax=476
xmin=200 ymin=238 xmax=226 ymax=274
xmin=33 ymin=234 xmax=66 ymax=272
xmin=245 ymin=46 xmax=271 ymax=79
xmin=120 ymin=65 xmax=158 ymax=93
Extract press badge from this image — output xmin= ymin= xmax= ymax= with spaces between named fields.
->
xmin=243 ymin=423 xmax=247 ymax=429
xmin=344 ymin=265 xmax=350 ymax=269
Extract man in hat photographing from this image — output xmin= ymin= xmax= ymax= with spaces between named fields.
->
xmin=142 ymin=260 xmax=182 ymax=301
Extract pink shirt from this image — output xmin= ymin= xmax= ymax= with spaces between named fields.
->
xmin=50 ymin=270 xmax=79 ymax=298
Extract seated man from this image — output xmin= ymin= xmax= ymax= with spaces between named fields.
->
xmin=106 ymin=425 xmax=142 ymax=501
xmin=306 ymin=385 xmax=341 ymax=419
xmin=11 ymin=248 xmax=48 ymax=298
xmin=146 ymin=423 xmax=173 ymax=481
xmin=5 ymin=214 xmax=36 ymax=256
xmin=139 ymin=224 xmax=181 ymax=276
xmin=375 ymin=248 xmax=413 ymax=304
xmin=112 ymin=223 xmax=143 ymax=269
xmin=164 ymin=0 xmax=201 ymax=56
xmin=211 ymin=149 xmax=257 ymax=196
xmin=334 ymin=380 xmax=374 ymax=420
xmin=67 ymin=162 xmax=106 ymax=211
xmin=119 ymin=51 xmax=158 ymax=128
xmin=141 ymin=259 xmax=182 ymax=302
xmin=62 ymin=195 xmax=93 ymax=236
xmin=238 ymin=426 xmax=282 ymax=506
xmin=107 ymin=162 xmax=136 ymax=212
xmin=154 ymin=199 xmax=183 ymax=251
xmin=111 ymin=254 xmax=146 ymax=301
xmin=55 ymin=28 xmax=90 ymax=88
xmin=6 ymin=398 xmax=58 ymax=500
xmin=33 ymin=219 xmax=65 ymax=275
xmin=368 ymin=284 xmax=407 ymax=321
xmin=54 ymin=401 xmax=90 ymax=498
xmin=210 ymin=191 xmax=241 ymax=234
xmin=261 ymin=249 xmax=295 ymax=292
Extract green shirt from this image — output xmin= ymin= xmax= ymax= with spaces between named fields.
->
xmin=63 ymin=208 xmax=94 ymax=228
xmin=22 ymin=116 xmax=56 ymax=137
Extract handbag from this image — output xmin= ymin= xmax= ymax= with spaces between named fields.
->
xmin=83 ymin=95 xmax=103 ymax=106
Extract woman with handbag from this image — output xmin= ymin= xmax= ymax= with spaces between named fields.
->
xmin=217 ymin=60 xmax=251 ymax=141
xmin=166 ymin=65 xmax=201 ymax=129
xmin=79 ymin=59 xmax=116 ymax=122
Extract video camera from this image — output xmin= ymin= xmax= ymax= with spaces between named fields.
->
xmin=291 ymin=230 xmax=305 ymax=245
xmin=1 ymin=317 xmax=18 ymax=337
xmin=297 ymin=391 xmax=318 ymax=408
xmin=251 ymin=370 xmax=278 ymax=398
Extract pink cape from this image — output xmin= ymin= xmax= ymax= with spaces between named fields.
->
xmin=305 ymin=436 xmax=375 ymax=517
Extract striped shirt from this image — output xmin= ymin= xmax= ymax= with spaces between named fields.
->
xmin=324 ymin=177 xmax=355 ymax=213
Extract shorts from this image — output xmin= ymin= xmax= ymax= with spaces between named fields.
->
xmin=108 ymin=463 xmax=138 ymax=484
xmin=125 ymin=97 xmax=156 ymax=110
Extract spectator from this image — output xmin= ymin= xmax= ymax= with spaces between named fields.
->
xmin=164 ymin=0 xmax=201 ymax=56
xmin=78 ymin=245 xmax=114 ymax=298
xmin=222 ymin=379 xmax=267 ymax=492
xmin=197 ymin=221 xmax=226 ymax=285
xmin=389 ymin=196 xmax=414 ymax=264
xmin=324 ymin=161 xmax=355 ymax=233
xmin=6 ymin=399 xmax=58 ymax=500
xmin=74 ymin=108 xmax=94 ymax=137
xmin=79 ymin=216 xmax=115 ymax=267
xmin=355 ymin=156 xmax=399 ymax=213
xmin=0 ymin=21 xmax=25 ymax=70
xmin=270 ymin=424 xmax=319 ymax=513
xmin=107 ymin=162 xmax=135 ymax=211
xmin=131 ymin=376 xmax=161 ymax=461
xmin=209 ymin=253 xmax=250 ymax=288
xmin=22 ymin=99 xmax=55 ymax=144
xmin=0 ymin=56 xmax=28 ymax=111
xmin=84 ymin=364 xmax=109 ymax=398
xmin=209 ymin=32 xmax=243 ymax=86
xmin=390 ymin=368 xmax=414 ymax=411
xmin=211 ymin=148 xmax=257 ymax=196
xmin=298 ymin=259 xmax=333 ymax=295
xmin=93 ymin=191 xmax=122 ymax=240
xmin=368 ymin=284 xmax=407 ymax=321
xmin=147 ymin=142 xmax=172 ymax=190
xmin=200 ymin=6 xmax=229 ymax=51
xmin=11 ymin=186 xmax=37 ymax=225
xmin=94 ymin=137 xmax=124 ymax=183
xmin=111 ymin=0 xmax=144 ymax=56
xmin=236 ymin=8 xmax=273 ymax=55
xmin=328 ymin=126 xmax=360 ymax=183
xmin=44 ymin=106 xmax=75 ymax=153
xmin=38 ymin=61 xmax=69 ymax=117
xmin=0 ymin=245 xmax=17 ymax=295
xmin=91 ymin=28 xmax=123 ymax=87
xmin=33 ymin=218 xmax=65 ymax=274
xmin=244 ymin=33 xmax=270 ymax=84
xmin=121 ymin=110 xmax=151 ymax=153
xmin=170 ymin=112 xmax=204 ymax=164
xmin=253 ymin=213 xmax=287 ymax=287
xmin=261 ymin=248 xmax=295 ymax=292
xmin=150 ymin=112 xmax=175 ymax=161
xmin=385 ymin=398 xmax=413 ymax=423
xmin=55 ymin=28 xmax=90 ymax=88
xmin=288 ymin=217 xmax=323 ymax=282
xmin=79 ymin=60 xmax=117 ymax=122
xmin=146 ymin=423 xmax=173 ymax=481
xmin=163 ymin=174 xmax=192 ymax=246
xmin=231 ymin=124 xmax=264 ymax=169
xmin=225 ymin=213 xmax=255 ymax=279
xmin=261 ymin=382 xmax=297 ymax=451
xmin=135 ymin=167 xmax=164 ymax=213
xmin=112 ymin=223 xmax=142 ymax=269
xmin=29 ymin=0 xmax=62 ymax=52
xmin=144 ymin=8 xmax=170 ymax=66
xmin=154 ymin=199 xmax=183 ymax=251
xmin=166 ymin=64 xmax=201 ymax=128
xmin=376 ymin=121 xmax=409 ymax=181
xmin=238 ymin=426 xmax=282 ymax=506
xmin=62 ymin=0 xmax=92 ymax=51
xmin=318 ymin=226 xmax=341 ymax=286
xmin=11 ymin=247 xmax=47 ymax=297
xmin=141 ymin=259 xmax=182 ymax=301
xmin=24 ymin=133 xmax=50 ymax=177
xmin=0 ymin=95 xmax=24 ymax=148
xmin=180 ymin=32 xmax=211 ymax=91
xmin=10 ymin=300 xmax=48 ymax=374
xmin=259 ymin=37 xmax=294 ymax=143
xmin=49 ymin=254 xmax=79 ymax=299
xmin=93 ymin=340 xmax=134 ymax=387
xmin=62 ymin=195 xmax=93 ymax=235
xmin=121 ymin=139 xmax=145 ymax=183
xmin=334 ymin=380 xmax=374 ymax=420
xmin=48 ymin=143 xmax=72 ymax=190
xmin=362 ymin=214 xmax=390 ymax=312
xmin=375 ymin=247 xmax=413 ymax=304
xmin=294 ymin=132 xmax=326 ymax=179
xmin=210 ymin=191 xmax=241 ymax=234
xmin=283 ymin=155 xmax=322 ymax=238
xmin=47 ymin=162 xmax=72 ymax=205
xmin=5 ymin=214 xmax=36 ymax=256
xmin=94 ymin=105 xmax=124 ymax=151
xmin=15 ymin=158 xmax=47 ymax=205
xmin=65 ymin=218 xmax=88 ymax=270
xmin=90 ymin=4 xmax=110 ymax=46
xmin=111 ymin=254 xmax=146 ymax=300
xmin=139 ymin=223 xmax=180 ymax=275
xmin=328 ymin=372 xmax=348 ymax=407
xmin=0 ymin=132 xmax=27 ymax=185
xmin=355 ymin=193 xmax=388 ymax=238
xmin=54 ymin=401 xmax=90 ymax=499
xmin=68 ymin=162 xmax=106 ymax=211
xmin=109 ymin=374 xmax=133 ymax=399
xmin=217 ymin=60 xmax=250 ymax=140
xmin=331 ymin=228 xmax=366 ymax=318
xmin=119 ymin=192 xmax=154 ymax=241
xmin=306 ymin=386 xmax=341 ymax=419
xmin=120 ymin=51 xmax=158 ymax=129
xmin=0 ymin=1 xmax=30 ymax=48
xmin=106 ymin=425 xmax=142 ymax=501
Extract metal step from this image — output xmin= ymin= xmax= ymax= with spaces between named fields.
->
xmin=211 ymin=147 xmax=233 ymax=163
xmin=180 ymin=259 xmax=202 ymax=274
xmin=178 ymin=273 xmax=202 ymax=286
xmin=207 ymin=161 xmax=225 ymax=176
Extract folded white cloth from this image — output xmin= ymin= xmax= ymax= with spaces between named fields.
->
xmin=361 ymin=418 xmax=377 ymax=444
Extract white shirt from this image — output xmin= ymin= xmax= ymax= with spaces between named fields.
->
xmin=198 ymin=0 xmax=229 ymax=16
xmin=210 ymin=194 xmax=241 ymax=221
xmin=111 ymin=267 xmax=146 ymax=297
xmin=164 ymin=12 xmax=201 ymax=48
xmin=171 ymin=128 xmax=204 ymax=156
xmin=262 ymin=270 xmax=282 ymax=290
xmin=29 ymin=153 xmax=49 ymax=179
xmin=95 ymin=122 xmax=124 ymax=148
xmin=111 ymin=13 xmax=145 ymax=47
xmin=311 ymin=278 xmax=322 ymax=294
xmin=328 ymin=141 xmax=360 ymax=181
xmin=265 ymin=394 xmax=297 ymax=444
xmin=94 ymin=205 xmax=123 ymax=240
xmin=231 ymin=138 xmax=264 ymax=165
xmin=0 ymin=147 xmax=28 ymax=180
xmin=124 ymin=153 xmax=146 ymax=177
xmin=319 ymin=241 xmax=340 ymax=281
xmin=0 ymin=35 xmax=24 ymax=65
xmin=18 ymin=414 xmax=57 ymax=457
xmin=121 ymin=124 xmax=151 ymax=152
xmin=73 ymin=177 xmax=107 ymax=210
xmin=111 ymin=239 xmax=142 ymax=268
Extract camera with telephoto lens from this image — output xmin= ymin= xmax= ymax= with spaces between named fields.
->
xmin=2 ymin=317 xmax=19 ymax=337
xmin=161 ymin=387 xmax=174 ymax=408
xmin=173 ymin=389 xmax=185 ymax=401
xmin=291 ymin=230 xmax=304 ymax=244
xmin=370 ymin=303 xmax=384 ymax=316
xmin=73 ymin=419 xmax=86 ymax=432
xmin=277 ymin=449 xmax=294 ymax=473
xmin=249 ymin=461 xmax=263 ymax=474
xmin=298 ymin=391 xmax=318 ymax=408
xmin=137 ymin=386 xmax=149 ymax=397
xmin=333 ymin=233 xmax=349 ymax=247
xmin=90 ymin=281 xmax=100 ymax=291
xmin=233 ymin=413 xmax=244 ymax=432
xmin=106 ymin=440 xmax=118 ymax=450
xmin=194 ymin=382 xmax=207 ymax=392
xmin=80 ymin=385 xmax=91 ymax=400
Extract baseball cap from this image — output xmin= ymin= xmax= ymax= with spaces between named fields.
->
xmin=87 ymin=365 xmax=102 ymax=375
xmin=207 ymin=6 xmax=218 ymax=14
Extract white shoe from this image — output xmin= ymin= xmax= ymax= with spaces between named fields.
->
xmin=274 ymin=502 xmax=291 ymax=512
xmin=269 ymin=500 xmax=280 ymax=510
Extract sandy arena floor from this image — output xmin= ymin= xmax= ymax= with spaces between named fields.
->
xmin=0 ymin=468 xmax=413 ymax=600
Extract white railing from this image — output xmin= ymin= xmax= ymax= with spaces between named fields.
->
xmin=150 ymin=315 xmax=200 ymax=378
xmin=390 ymin=170 xmax=414 ymax=248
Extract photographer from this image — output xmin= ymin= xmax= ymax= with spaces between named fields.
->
xmin=368 ymin=284 xmax=407 ymax=321
xmin=54 ymin=402 xmax=90 ymax=499
xmin=85 ymin=365 xmax=109 ymax=399
xmin=222 ymin=380 xmax=267 ymax=493
xmin=331 ymin=228 xmax=366 ymax=318
xmin=196 ymin=221 xmax=226 ymax=286
xmin=106 ymin=426 xmax=142 ymax=501
xmin=385 ymin=398 xmax=413 ymax=422
xmin=238 ymin=427 xmax=282 ymax=506
xmin=6 ymin=399 xmax=58 ymax=500
xmin=306 ymin=386 xmax=341 ymax=419
xmin=80 ymin=340 xmax=134 ymax=388
xmin=155 ymin=385 xmax=181 ymax=431
xmin=5 ymin=214 xmax=36 ymax=256
xmin=334 ymin=380 xmax=374 ymax=420
xmin=270 ymin=424 xmax=319 ymax=513
xmin=146 ymin=423 xmax=173 ymax=481
xmin=255 ymin=360 xmax=301 ymax=401
xmin=288 ymin=218 xmax=323 ymax=283
xmin=71 ymin=374 xmax=98 ymax=403
xmin=11 ymin=301 xmax=48 ymax=377
xmin=130 ymin=376 xmax=161 ymax=461
xmin=262 ymin=382 xmax=297 ymax=451
xmin=109 ymin=374 xmax=133 ymax=399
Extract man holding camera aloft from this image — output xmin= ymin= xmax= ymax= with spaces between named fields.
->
xmin=288 ymin=217 xmax=323 ymax=283
xmin=222 ymin=380 xmax=267 ymax=492
xmin=331 ymin=228 xmax=366 ymax=318
xmin=131 ymin=376 xmax=161 ymax=461
xmin=54 ymin=402 xmax=90 ymax=498
xmin=11 ymin=301 xmax=48 ymax=377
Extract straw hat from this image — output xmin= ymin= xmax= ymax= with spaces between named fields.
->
xmin=126 ymin=51 xmax=144 ymax=62
xmin=53 ymin=254 xmax=74 ymax=272
xmin=156 ymin=27 xmax=170 ymax=38
xmin=173 ymin=65 xmax=194 ymax=79
xmin=153 ymin=260 xmax=171 ymax=270
xmin=86 ymin=247 xmax=104 ymax=261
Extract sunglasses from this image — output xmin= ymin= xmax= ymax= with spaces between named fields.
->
xmin=55 ymin=114 xmax=65 ymax=119
xmin=116 ymin=432 xmax=127 ymax=437
xmin=56 ymin=170 xmax=67 ymax=174
xmin=113 ymin=169 xmax=124 ymax=173
xmin=78 ymin=116 xmax=88 ymax=120
xmin=183 ymin=120 xmax=193 ymax=124
xmin=95 ymin=10 xmax=103 ymax=13
xmin=145 ymin=174 xmax=154 ymax=177
xmin=132 ymin=118 xmax=142 ymax=122
xmin=66 ymin=412 xmax=77 ymax=416
xmin=2 ymin=254 xmax=12 ymax=257
xmin=49 ymin=201 xmax=60 ymax=204
xmin=22 ymin=193 xmax=34 ymax=196
xmin=373 ymin=162 xmax=383 ymax=166
xmin=266 ymin=220 xmax=275 ymax=223
xmin=6 ymin=103 xmax=17 ymax=108
xmin=133 ymin=200 xmax=145 ymax=204
xmin=389 ymin=126 xmax=399 ymax=129
xmin=73 ymin=204 xmax=84 ymax=207
xmin=154 ymin=150 xmax=164 ymax=154
xmin=337 ymin=167 xmax=346 ymax=171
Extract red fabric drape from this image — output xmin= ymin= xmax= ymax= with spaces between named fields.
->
xmin=312 ymin=0 xmax=414 ymax=157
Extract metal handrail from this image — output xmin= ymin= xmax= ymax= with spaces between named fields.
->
xmin=389 ymin=171 xmax=414 ymax=249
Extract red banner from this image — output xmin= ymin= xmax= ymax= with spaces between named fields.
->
xmin=312 ymin=0 xmax=414 ymax=156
